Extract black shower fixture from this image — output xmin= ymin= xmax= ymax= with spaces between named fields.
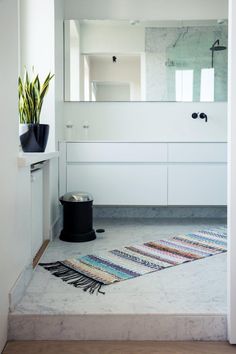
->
xmin=210 ymin=39 xmax=227 ymax=67
xmin=112 ymin=56 xmax=117 ymax=63
xmin=210 ymin=39 xmax=227 ymax=52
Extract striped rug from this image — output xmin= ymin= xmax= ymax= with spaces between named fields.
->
xmin=40 ymin=227 xmax=227 ymax=295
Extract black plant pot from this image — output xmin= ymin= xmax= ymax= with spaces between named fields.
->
xmin=20 ymin=124 xmax=49 ymax=153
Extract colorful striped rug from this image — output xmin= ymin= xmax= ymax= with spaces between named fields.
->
xmin=40 ymin=227 xmax=227 ymax=295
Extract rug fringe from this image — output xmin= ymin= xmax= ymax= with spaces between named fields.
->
xmin=39 ymin=262 xmax=105 ymax=295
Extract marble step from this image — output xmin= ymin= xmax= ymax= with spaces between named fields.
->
xmin=8 ymin=314 xmax=227 ymax=341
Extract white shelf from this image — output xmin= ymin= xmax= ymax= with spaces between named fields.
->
xmin=18 ymin=151 xmax=59 ymax=167
xmin=60 ymin=140 xmax=228 ymax=143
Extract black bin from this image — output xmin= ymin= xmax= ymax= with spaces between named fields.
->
xmin=59 ymin=191 xmax=96 ymax=242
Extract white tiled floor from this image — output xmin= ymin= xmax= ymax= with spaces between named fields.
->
xmin=12 ymin=218 xmax=227 ymax=316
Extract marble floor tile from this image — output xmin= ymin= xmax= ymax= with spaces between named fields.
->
xmin=11 ymin=218 xmax=227 ymax=316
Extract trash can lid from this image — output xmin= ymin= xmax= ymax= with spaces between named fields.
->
xmin=60 ymin=191 xmax=93 ymax=202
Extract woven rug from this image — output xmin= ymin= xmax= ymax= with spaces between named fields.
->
xmin=40 ymin=227 xmax=227 ymax=295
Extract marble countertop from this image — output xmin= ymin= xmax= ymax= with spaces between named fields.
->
xmin=60 ymin=140 xmax=227 ymax=143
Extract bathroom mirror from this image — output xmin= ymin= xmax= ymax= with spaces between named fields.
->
xmin=64 ymin=19 xmax=228 ymax=102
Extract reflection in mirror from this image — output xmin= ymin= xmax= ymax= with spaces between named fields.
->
xmin=64 ymin=19 xmax=228 ymax=102
xmin=88 ymin=54 xmax=141 ymax=101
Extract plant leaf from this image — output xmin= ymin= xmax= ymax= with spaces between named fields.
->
xmin=18 ymin=70 xmax=54 ymax=124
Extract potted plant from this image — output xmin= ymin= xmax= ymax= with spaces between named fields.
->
xmin=19 ymin=70 xmax=54 ymax=152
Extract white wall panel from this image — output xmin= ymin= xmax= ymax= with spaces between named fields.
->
xmin=64 ymin=102 xmax=227 ymax=142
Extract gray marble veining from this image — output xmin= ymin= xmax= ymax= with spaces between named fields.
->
xmin=145 ymin=25 xmax=228 ymax=102
xmin=93 ymin=206 xmax=227 ymax=219
xmin=8 ymin=314 xmax=227 ymax=341
xmin=9 ymin=218 xmax=227 ymax=340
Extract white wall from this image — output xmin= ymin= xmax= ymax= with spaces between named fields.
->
xmin=64 ymin=0 xmax=228 ymax=20
xmin=64 ymin=102 xmax=227 ymax=141
xmin=0 ymin=0 xmax=31 ymax=351
xmin=20 ymin=0 xmax=64 ymax=225
xmin=228 ymin=0 xmax=236 ymax=344
xmin=20 ymin=0 xmax=56 ymax=151
xmin=0 ymin=1 xmax=64 ymax=350
xmin=20 ymin=0 xmax=64 ymax=145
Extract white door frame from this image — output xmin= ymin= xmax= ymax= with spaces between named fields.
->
xmin=228 ymin=0 xmax=236 ymax=344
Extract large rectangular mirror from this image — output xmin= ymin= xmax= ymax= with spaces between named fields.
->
xmin=64 ymin=19 xmax=228 ymax=102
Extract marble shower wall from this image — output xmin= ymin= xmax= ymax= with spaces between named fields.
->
xmin=145 ymin=25 xmax=228 ymax=101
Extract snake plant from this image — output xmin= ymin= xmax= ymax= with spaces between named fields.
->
xmin=18 ymin=70 xmax=54 ymax=124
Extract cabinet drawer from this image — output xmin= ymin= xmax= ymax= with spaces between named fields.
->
xmin=67 ymin=164 xmax=168 ymax=205
xmin=168 ymin=164 xmax=227 ymax=205
xmin=168 ymin=143 xmax=227 ymax=162
xmin=67 ymin=143 xmax=168 ymax=163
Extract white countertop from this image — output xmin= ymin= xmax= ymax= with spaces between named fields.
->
xmin=18 ymin=151 xmax=59 ymax=167
xmin=60 ymin=140 xmax=227 ymax=143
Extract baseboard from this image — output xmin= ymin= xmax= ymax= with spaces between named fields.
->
xmin=33 ymin=240 xmax=50 ymax=269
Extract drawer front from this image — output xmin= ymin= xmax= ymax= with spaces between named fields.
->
xmin=67 ymin=164 xmax=168 ymax=205
xmin=168 ymin=164 xmax=227 ymax=205
xmin=168 ymin=143 xmax=227 ymax=163
xmin=67 ymin=143 xmax=168 ymax=163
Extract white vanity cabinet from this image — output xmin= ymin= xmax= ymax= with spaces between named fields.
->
xmin=60 ymin=142 xmax=227 ymax=206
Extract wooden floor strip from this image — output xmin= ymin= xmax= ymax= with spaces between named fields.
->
xmin=33 ymin=240 xmax=50 ymax=268
xmin=3 ymin=341 xmax=236 ymax=354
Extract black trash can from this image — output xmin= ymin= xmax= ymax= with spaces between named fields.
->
xmin=59 ymin=191 xmax=96 ymax=242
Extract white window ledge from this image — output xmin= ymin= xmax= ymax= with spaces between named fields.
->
xmin=18 ymin=151 xmax=59 ymax=167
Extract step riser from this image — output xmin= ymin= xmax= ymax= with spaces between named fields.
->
xmin=8 ymin=315 xmax=227 ymax=341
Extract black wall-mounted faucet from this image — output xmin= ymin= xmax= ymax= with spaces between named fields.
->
xmin=199 ymin=112 xmax=208 ymax=122
xmin=191 ymin=112 xmax=208 ymax=122
xmin=192 ymin=112 xmax=199 ymax=119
